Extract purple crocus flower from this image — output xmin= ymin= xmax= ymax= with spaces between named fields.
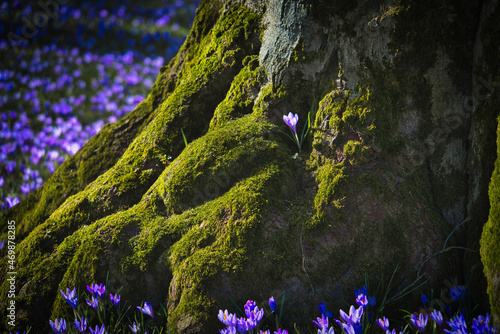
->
xmin=313 ymin=314 xmax=329 ymax=330
xmin=60 ymin=288 xmax=78 ymax=309
xmin=220 ymin=327 xmax=237 ymax=334
xmin=318 ymin=327 xmax=334 ymax=334
xmin=340 ymin=305 xmax=363 ymax=325
xmin=269 ymin=296 xmax=276 ymax=312
xmin=356 ymin=294 xmax=368 ymax=308
xmin=49 ymin=318 xmax=66 ymax=333
xmin=421 ymin=295 xmax=430 ymax=308
xmin=218 ymin=309 xmax=237 ymax=327
xmin=87 ymin=283 xmax=105 ymax=298
xmin=110 ymin=293 xmax=120 ymax=307
xmin=319 ymin=302 xmax=334 ymax=318
xmin=337 ymin=321 xmax=355 ymax=334
xmin=236 ymin=317 xmax=250 ymax=333
xmin=283 ymin=112 xmax=299 ymax=135
xmin=0 ymin=176 xmax=4 ymax=187
xmin=368 ymin=296 xmax=376 ymax=307
xmin=137 ymin=302 xmax=154 ymax=318
xmin=411 ymin=313 xmax=428 ymax=334
xmin=0 ymin=239 xmax=5 ymax=252
xmin=430 ymin=310 xmax=443 ymax=327
xmin=377 ymin=316 xmax=390 ymax=331
xmin=5 ymin=197 xmax=19 ymax=208
xmin=444 ymin=313 xmax=467 ymax=334
xmin=450 ymin=286 xmax=466 ymax=302
xmin=274 ymin=330 xmax=289 ymax=334
xmin=129 ymin=322 xmax=140 ymax=334
xmin=74 ymin=318 xmax=87 ymax=333
xmin=20 ymin=183 xmax=30 ymax=196
xmin=88 ymin=324 xmax=106 ymax=334
xmin=86 ymin=296 xmax=99 ymax=310
xmin=354 ymin=286 xmax=368 ymax=297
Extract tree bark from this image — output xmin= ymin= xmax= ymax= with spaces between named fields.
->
xmin=1 ymin=0 xmax=499 ymax=332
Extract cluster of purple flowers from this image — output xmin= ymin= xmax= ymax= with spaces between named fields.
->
xmin=52 ymin=282 xmax=155 ymax=333
xmin=217 ymin=285 xmax=497 ymax=334
xmin=0 ymin=0 xmax=199 ymax=210
xmin=218 ymin=300 xmax=265 ymax=334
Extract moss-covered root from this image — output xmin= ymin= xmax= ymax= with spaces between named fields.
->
xmin=481 ymin=117 xmax=500 ymax=326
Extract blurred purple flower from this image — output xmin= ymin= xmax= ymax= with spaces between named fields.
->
xmin=5 ymin=160 xmax=16 ymax=173
xmin=20 ymin=183 xmax=30 ymax=196
xmin=6 ymin=196 xmax=20 ymax=208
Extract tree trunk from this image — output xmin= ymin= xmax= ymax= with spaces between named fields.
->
xmin=1 ymin=0 xmax=499 ymax=332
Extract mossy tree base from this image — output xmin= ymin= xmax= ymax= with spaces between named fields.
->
xmin=1 ymin=0 xmax=499 ymax=332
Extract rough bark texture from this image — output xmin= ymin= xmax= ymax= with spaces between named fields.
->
xmin=1 ymin=0 xmax=499 ymax=332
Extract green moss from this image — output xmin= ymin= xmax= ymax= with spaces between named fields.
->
xmin=481 ymin=117 xmax=500 ymax=325
xmin=209 ymin=55 xmax=265 ymax=130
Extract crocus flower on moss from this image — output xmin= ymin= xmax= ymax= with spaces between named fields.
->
xmin=60 ymin=288 xmax=78 ymax=309
xmin=87 ymin=283 xmax=106 ymax=298
xmin=137 ymin=302 xmax=154 ymax=318
xmin=49 ymin=318 xmax=66 ymax=333
xmin=411 ymin=313 xmax=428 ymax=334
xmin=283 ymin=112 xmax=299 ymax=135
xmin=0 ymin=239 xmax=5 ymax=252
xmin=377 ymin=316 xmax=390 ymax=331
xmin=74 ymin=318 xmax=87 ymax=333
